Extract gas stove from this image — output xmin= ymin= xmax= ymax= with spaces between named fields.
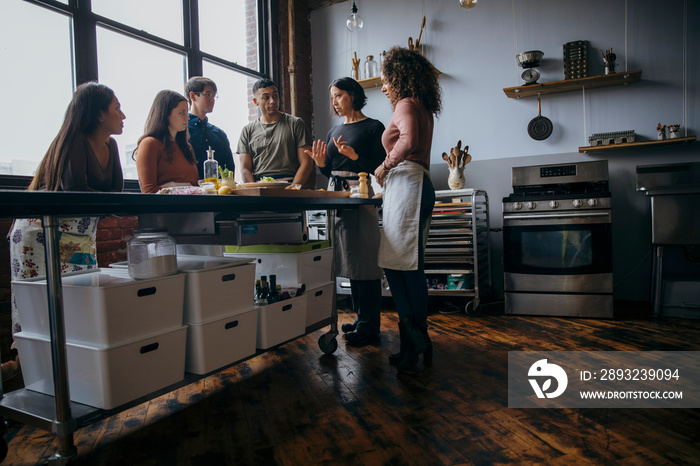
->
xmin=502 ymin=159 xmax=613 ymax=318
xmin=503 ymin=160 xmax=610 ymax=213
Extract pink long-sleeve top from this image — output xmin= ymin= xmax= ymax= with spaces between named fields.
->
xmin=381 ymin=97 xmax=434 ymax=170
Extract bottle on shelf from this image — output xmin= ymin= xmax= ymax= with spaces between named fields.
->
xmin=255 ymin=279 xmax=262 ymax=302
xmin=203 ymin=147 xmax=219 ymax=190
xmin=267 ymin=274 xmax=280 ymax=303
xmin=363 ymin=55 xmax=378 ymax=79
xmin=258 ymin=275 xmax=269 ymax=305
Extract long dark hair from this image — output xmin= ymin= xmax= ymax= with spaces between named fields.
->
xmin=134 ymin=90 xmax=195 ymax=164
xmin=329 ymin=77 xmax=367 ymax=115
xmin=381 ymin=46 xmax=442 ymax=115
xmin=29 ymin=82 xmax=115 ymax=191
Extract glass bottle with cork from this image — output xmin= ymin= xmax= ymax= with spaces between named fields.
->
xmin=203 ymin=147 xmax=219 ymax=189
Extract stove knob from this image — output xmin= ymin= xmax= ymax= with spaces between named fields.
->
xmin=587 ymin=198 xmax=599 ymax=207
xmin=573 ymin=199 xmax=583 ymax=208
xmin=549 ymin=200 xmax=559 ymax=209
xmin=527 ymin=201 xmax=537 ymax=210
xmin=512 ymin=202 xmax=523 ymax=211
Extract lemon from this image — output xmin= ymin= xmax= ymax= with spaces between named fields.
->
xmin=218 ymin=185 xmax=233 ymax=195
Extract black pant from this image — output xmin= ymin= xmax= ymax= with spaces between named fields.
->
xmin=383 ymin=175 xmax=435 ymax=329
xmin=350 ymin=278 xmax=382 ymax=335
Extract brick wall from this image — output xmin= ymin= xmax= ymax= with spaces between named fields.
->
xmin=96 ymin=216 xmax=138 ymax=266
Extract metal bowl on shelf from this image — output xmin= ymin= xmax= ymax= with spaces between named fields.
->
xmin=517 ymin=50 xmax=543 ymax=68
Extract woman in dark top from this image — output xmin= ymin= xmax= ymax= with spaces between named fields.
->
xmin=306 ymin=77 xmax=386 ymax=346
xmin=7 ymin=82 xmax=125 ymax=366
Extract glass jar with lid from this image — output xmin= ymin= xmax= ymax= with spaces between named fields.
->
xmin=127 ymin=228 xmax=178 ymax=279
xmin=364 ymin=55 xmax=378 ymax=79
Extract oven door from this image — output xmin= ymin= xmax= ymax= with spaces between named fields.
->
xmin=503 ymin=210 xmax=612 ymax=293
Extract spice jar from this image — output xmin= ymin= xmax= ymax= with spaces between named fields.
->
xmin=127 ymin=228 xmax=177 ymax=279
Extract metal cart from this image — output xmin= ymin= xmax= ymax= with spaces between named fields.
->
xmin=0 ymin=190 xmax=379 ymax=464
xmin=425 ymin=189 xmax=492 ymax=315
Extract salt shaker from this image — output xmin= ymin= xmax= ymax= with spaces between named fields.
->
xmin=358 ymin=172 xmax=369 ymax=199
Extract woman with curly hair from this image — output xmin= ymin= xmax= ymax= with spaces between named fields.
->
xmin=134 ymin=90 xmax=199 ymax=193
xmin=374 ymin=46 xmax=442 ymax=373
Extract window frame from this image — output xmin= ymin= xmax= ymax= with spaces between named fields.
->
xmin=1 ymin=0 xmax=272 ymax=188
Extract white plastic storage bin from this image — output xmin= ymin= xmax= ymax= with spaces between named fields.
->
xmin=177 ymin=256 xmax=256 ymax=323
xmin=305 ymin=282 xmax=335 ymax=328
xmin=226 ymin=248 xmax=332 ymax=290
xmin=15 ymin=326 xmax=187 ymax=410
xmin=185 ymin=306 xmax=258 ymax=375
xmin=256 ymin=295 xmax=307 ymax=350
xmin=12 ymin=269 xmax=185 ymax=347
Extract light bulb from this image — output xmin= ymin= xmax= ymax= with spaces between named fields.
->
xmin=346 ymin=1 xmax=363 ymax=32
xmin=459 ymin=0 xmax=478 ymax=9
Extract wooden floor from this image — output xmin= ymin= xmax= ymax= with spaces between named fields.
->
xmin=3 ymin=298 xmax=700 ymax=465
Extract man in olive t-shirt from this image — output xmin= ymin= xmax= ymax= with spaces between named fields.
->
xmin=237 ymin=79 xmax=313 ymax=186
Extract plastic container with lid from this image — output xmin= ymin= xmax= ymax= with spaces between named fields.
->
xmin=127 ymin=228 xmax=178 ymax=279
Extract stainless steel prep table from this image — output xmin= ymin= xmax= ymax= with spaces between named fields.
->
xmin=0 ymin=190 xmax=380 ymax=463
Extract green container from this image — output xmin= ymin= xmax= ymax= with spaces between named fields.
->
xmin=225 ymin=240 xmax=330 ymax=254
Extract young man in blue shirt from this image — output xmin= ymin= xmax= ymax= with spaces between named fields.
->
xmin=185 ymin=76 xmax=235 ymax=179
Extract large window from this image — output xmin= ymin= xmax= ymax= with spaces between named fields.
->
xmin=0 ymin=0 xmax=269 ymax=179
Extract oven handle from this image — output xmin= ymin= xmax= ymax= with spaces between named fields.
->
xmin=503 ymin=211 xmax=610 ymax=220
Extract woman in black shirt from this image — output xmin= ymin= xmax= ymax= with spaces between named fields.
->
xmin=306 ymin=77 xmax=385 ymax=346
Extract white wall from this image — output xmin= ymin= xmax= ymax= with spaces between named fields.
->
xmin=310 ymin=0 xmax=700 ymax=303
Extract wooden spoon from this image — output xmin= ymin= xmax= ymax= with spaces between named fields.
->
xmin=415 ymin=16 xmax=426 ymax=49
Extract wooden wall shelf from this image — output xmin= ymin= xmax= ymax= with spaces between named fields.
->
xmin=503 ymin=70 xmax=642 ymax=98
xmin=358 ymin=76 xmax=382 ymax=89
xmin=579 ymin=135 xmax=696 ymax=153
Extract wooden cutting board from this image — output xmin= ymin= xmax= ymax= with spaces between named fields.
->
xmin=232 ymin=188 xmax=351 ymax=198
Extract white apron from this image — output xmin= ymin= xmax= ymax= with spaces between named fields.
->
xmin=378 ymin=161 xmax=430 ymax=271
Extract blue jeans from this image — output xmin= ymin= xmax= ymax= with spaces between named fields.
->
xmin=384 ymin=175 xmax=435 ymax=329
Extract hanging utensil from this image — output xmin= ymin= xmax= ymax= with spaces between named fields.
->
xmin=415 ymin=16 xmax=426 ymax=49
xmin=528 ymin=95 xmax=553 ymax=141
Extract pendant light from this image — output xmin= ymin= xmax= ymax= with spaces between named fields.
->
xmin=346 ymin=1 xmax=363 ymax=32
xmin=459 ymin=0 xmax=478 ymax=8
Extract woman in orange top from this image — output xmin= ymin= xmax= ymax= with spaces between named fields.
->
xmin=134 ymin=90 xmax=199 ymax=193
